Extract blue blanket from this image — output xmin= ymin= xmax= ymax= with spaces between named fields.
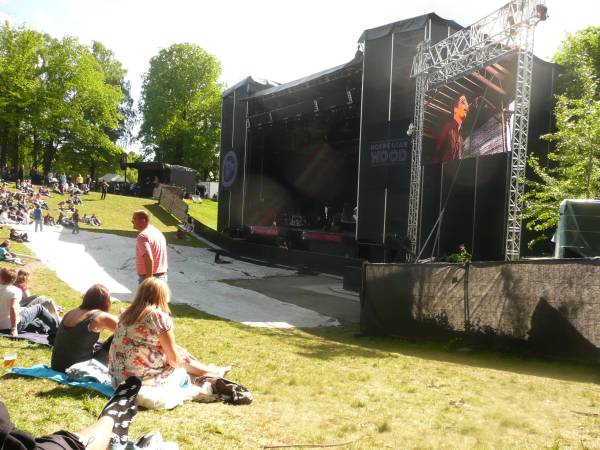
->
xmin=10 ymin=364 xmax=114 ymax=397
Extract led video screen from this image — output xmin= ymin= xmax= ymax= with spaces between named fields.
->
xmin=422 ymin=54 xmax=517 ymax=165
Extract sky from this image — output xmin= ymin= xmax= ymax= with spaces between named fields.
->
xmin=0 ymin=0 xmax=597 ymax=140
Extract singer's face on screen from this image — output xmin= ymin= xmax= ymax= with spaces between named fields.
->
xmin=453 ymin=95 xmax=469 ymax=123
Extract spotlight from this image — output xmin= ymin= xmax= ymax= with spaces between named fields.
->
xmin=407 ymin=123 xmax=415 ymax=137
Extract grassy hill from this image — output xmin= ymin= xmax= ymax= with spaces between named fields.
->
xmin=186 ymin=198 xmax=218 ymax=230
xmin=1 ymin=192 xmax=599 ymax=448
xmin=43 ymin=190 xmax=207 ymax=247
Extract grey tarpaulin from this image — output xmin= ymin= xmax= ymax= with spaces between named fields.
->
xmin=554 ymin=199 xmax=600 ymax=258
xmin=361 ymin=259 xmax=600 ymax=360
xmin=357 ymin=13 xmax=462 ymax=43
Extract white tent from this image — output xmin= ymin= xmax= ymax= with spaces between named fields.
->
xmin=98 ymin=173 xmax=124 ymax=182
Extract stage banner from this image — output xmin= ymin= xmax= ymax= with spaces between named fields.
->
xmin=220 ymin=149 xmax=241 ymax=190
xmin=368 ymin=137 xmax=410 ymax=167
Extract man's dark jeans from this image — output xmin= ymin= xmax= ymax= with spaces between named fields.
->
xmin=17 ymin=304 xmax=59 ymax=335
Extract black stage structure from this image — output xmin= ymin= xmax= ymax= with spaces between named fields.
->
xmin=218 ymin=8 xmax=558 ymax=266
xmin=124 ymin=162 xmax=197 ymax=197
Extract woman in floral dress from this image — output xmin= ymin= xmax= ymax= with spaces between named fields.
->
xmin=108 ymin=277 xmax=229 ymax=388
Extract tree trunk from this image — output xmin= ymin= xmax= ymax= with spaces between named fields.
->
xmin=10 ymin=129 xmax=20 ymax=171
xmin=90 ymin=160 xmax=96 ymax=180
xmin=175 ymin=139 xmax=184 ymax=165
xmin=32 ymin=129 xmax=41 ymax=168
xmin=0 ymin=124 xmax=8 ymax=169
xmin=42 ymin=140 xmax=56 ymax=175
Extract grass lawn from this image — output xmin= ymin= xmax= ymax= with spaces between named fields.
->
xmin=42 ymin=190 xmax=207 ymax=247
xmin=186 ymin=198 xmax=218 ymax=230
xmin=1 ymin=197 xmax=600 ymax=448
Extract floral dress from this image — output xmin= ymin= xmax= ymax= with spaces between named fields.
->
xmin=108 ymin=308 xmax=190 ymax=387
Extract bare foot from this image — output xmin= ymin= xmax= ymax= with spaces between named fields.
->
xmin=217 ymin=365 xmax=232 ymax=378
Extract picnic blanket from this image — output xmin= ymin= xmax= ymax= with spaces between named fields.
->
xmin=0 ymin=331 xmax=51 ymax=346
xmin=10 ymin=364 xmax=114 ymax=397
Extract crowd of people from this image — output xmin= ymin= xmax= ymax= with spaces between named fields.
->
xmin=0 ymin=179 xmax=105 ymax=236
xmin=0 ymin=200 xmax=235 ymax=448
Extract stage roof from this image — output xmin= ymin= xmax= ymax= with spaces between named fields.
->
xmin=124 ymin=162 xmax=197 ymax=174
xmin=222 ymin=76 xmax=278 ymax=98
xmin=358 ymin=13 xmax=463 ymax=43
xmin=245 ymin=52 xmax=363 ymax=101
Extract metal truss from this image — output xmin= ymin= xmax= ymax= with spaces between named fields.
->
xmin=407 ymin=0 xmax=546 ymax=261
xmin=407 ymin=64 xmax=427 ymax=258
xmin=505 ymin=32 xmax=535 ymax=260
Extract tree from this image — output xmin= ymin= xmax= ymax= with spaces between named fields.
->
xmin=91 ymin=41 xmax=136 ymax=146
xmin=523 ymin=27 xmax=600 ymax=246
xmin=0 ymin=23 xmax=128 ymax=179
xmin=139 ymin=43 xmax=222 ymax=176
xmin=36 ymin=36 xmax=123 ymax=177
xmin=0 ymin=23 xmax=44 ymax=170
xmin=553 ymin=26 xmax=600 ymax=100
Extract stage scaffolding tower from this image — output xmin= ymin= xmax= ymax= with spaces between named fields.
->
xmin=407 ymin=0 xmax=547 ymax=261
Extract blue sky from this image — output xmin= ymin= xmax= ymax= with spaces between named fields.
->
xmin=0 ymin=0 xmax=597 ymax=109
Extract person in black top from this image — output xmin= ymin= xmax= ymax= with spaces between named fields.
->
xmin=51 ymin=284 xmax=118 ymax=372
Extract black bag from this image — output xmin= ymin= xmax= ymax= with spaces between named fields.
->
xmin=194 ymin=377 xmax=253 ymax=405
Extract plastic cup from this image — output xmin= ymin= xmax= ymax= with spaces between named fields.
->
xmin=3 ymin=352 xmax=16 ymax=369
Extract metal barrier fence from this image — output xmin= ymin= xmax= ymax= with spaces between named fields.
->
xmin=155 ymin=184 xmax=188 ymax=221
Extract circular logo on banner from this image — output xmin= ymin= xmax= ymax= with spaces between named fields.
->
xmin=221 ymin=150 xmax=238 ymax=188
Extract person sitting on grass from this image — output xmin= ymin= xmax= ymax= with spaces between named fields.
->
xmin=58 ymin=211 xmax=72 ymax=227
xmin=44 ymin=212 xmax=56 ymax=226
xmin=0 ymin=208 xmax=15 ymax=225
xmin=9 ymin=228 xmax=29 ymax=243
xmin=90 ymin=213 xmax=102 ymax=226
xmin=38 ymin=185 xmax=50 ymax=197
xmin=72 ymin=193 xmax=83 ymax=205
xmin=0 ymin=267 xmax=58 ymax=338
xmin=0 ymin=240 xmax=24 ymax=265
xmin=109 ymin=277 xmax=230 ymax=390
xmin=17 ymin=207 xmax=29 ymax=225
xmin=0 ymin=376 xmax=142 ymax=448
xmin=51 ymin=284 xmax=118 ymax=373
xmin=16 ymin=269 xmax=62 ymax=321
xmin=7 ymin=207 xmax=19 ymax=223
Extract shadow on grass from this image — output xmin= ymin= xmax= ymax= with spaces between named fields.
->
xmin=145 ymin=203 xmax=180 ymax=227
xmin=169 ymin=303 xmax=600 ymax=386
xmin=35 ymin=385 xmax=106 ymax=400
xmin=75 ymin=228 xmax=207 ymax=248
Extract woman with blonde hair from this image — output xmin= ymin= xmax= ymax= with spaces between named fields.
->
xmin=108 ymin=277 xmax=229 ymax=388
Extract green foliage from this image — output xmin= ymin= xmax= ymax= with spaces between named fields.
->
xmin=0 ymin=22 xmax=128 ymax=177
xmin=446 ymin=244 xmax=472 ymax=264
xmin=523 ymin=27 xmax=600 ymax=247
xmin=553 ymin=26 xmax=600 ymax=100
xmin=139 ymin=43 xmax=222 ymax=176
xmin=91 ymin=41 xmax=136 ymax=146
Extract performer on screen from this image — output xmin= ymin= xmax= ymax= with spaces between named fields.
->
xmin=432 ymin=94 xmax=469 ymax=164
